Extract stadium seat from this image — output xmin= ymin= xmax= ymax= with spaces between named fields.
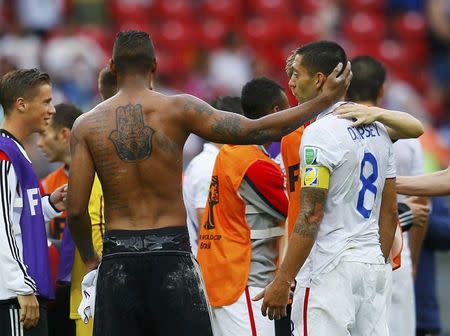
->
xmin=157 ymin=20 xmax=197 ymax=49
xmin=240 ymin=16 xmax=283 ymax=48
xmin=343 ymin=12 xmax=386 ymax=42
xmin=198 ymin=19 xmax=227 ymax=49
xmin=343 ymin=0 xmax=386 ymax=12
xmin=109 ymin=0 xmax=155 ymax=25
xmin=201 ymin=0 xmax=242 ymax=26
xmin=246 ymin=0 xmax=292 ymax=17
xmin=393 ymin=11 xmax=426 ymax=40
xmin=287 ymin=16 xmax=323 ymax=45
xmin=295 ymin=0 xmax=327 ymax=15
xmin=154 ymin=0 xmax=193 ymax=23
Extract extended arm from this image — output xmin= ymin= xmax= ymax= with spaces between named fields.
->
xmin=255 ymin=186 xmax=328 ymax=320
xmin=335 ymin=105 xmax=424 ymax=140
xmin=67 ymin=117 xmax=99 ymax=270
xmin=182 ymin=62 xmax=351 ymax=144
xmin=379 ymin=178 xmax=398 ymax=260
xmin=396 ymin=165 xmax=450 ymax=196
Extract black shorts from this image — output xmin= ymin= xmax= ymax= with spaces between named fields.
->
xmin=0 ymin=297 xmax=48 ymax=336
xmin=93 ymin=226 xmax=214 ymax=336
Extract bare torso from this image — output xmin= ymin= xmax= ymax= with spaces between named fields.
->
xmin=82 ymin=89 xmax=190 ymax=230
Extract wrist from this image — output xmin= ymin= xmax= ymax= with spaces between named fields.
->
xmin=274 ymin=271 xmax=293 ymax=287
xmin=47 ymin=194 xmax=62 ymax=212
xmin=370 ymin=106 xmax=383 ymax=122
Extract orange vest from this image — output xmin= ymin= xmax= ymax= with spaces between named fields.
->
xmin=280 ymin=126 xmax=304 ymax=237
xmin=197 ymin=145 xmax=283 ymax=307
xmin=41 ymin=165 xmax=68 ymax=240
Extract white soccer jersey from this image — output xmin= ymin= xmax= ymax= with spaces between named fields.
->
xmin=182 ymin=143 xmax=219 ymax=256
xmin=298 ymin=103 xmax=396 ymax=282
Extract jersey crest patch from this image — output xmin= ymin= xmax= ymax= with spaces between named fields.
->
xmin=304 ymin=146 xmax=319 ymax=165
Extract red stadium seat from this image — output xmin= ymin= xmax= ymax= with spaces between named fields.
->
xmin=343 ymin=12 xmax=386 ymax=42
xmin=246 ymin=0 xmax=292 ymax=17
xmin=376 ymin=39 xmax=411 ymax=70
xmin=156 ymin=20 xmax=197 ymax=50
xmin=393 ymin=11 xmax=426 ymax=40
xmin=109 ymin=0 xmax=155 ymax=25
xmin=201 ymin=0 xmax=242 ymax=26
xmin=154 ymin=0 xmax=193 ymax=22
xmin=240 ymin=16 xmax=284 ymax=48
xmin=295 ymin=0 xmax=328 ymax=15
xmin=343 ymin=0 xmax=386 ymax=12
xmin=198 ymin=19 xmax=227 ymax=49
xmin=288 ymin=16 xmax=323 ymax=45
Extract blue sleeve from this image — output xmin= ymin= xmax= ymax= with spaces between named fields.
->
xmin=423 ymin=197 xmax=450 ymax=250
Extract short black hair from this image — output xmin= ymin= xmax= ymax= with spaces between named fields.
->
xmin=112 ymin=30 xmax=156 ymax=75
xmin=0 ymin=68 xmax=51 ymax=114
xmin=52 ymin=103 xmax=82 ymax=130
xmin=347 ymin=56 xmax=386 ymax=103
xmin=210 ymin=96 xmax=242 ymax=114
xmin=241 ymin=77 xmax=285 ymax=119
xmin=98 ymin=67 xmax=117 ymax=100
xmin=296 ymin=40 xmax=347 ymax=77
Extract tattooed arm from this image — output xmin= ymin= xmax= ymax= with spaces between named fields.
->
xmin=180 ymin=62 xmax=352 ymax=144
xmin=67 ymin=116 xmax=100 ymax=271
xmin=254 ymin=187 xmax=328 ymax=320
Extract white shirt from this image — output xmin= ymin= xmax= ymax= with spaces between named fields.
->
xmin=393 ymin=138 xmax=425 ymax=260
xmin=182 ymin=143 xmax=220 ymax=256
xmin=298 ymin=102 xmax=396 ymax=283
xmin=0 ymin=133 xmax=61 ymax=300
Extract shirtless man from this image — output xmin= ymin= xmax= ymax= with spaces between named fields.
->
xmin=66 ymin=30 xmax=351 ymax=336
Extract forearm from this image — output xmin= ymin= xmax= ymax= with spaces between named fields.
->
xmin=188 ymin=92 xmax=334 ymax=145
xmin=67 ymin=211 xmax=96 ymax=263
xmin=397 ymin=169 xmax=450 ymax=196
xmin=373 ymin=107 xmax=424 ymax=139
xmin=237 ymin=93 xmax=333 ymax=144
xmin=408 ymin=221 xmax=428 ymax=278
xmin=379 ymin=179 xmax=398 ymax=260
xmin=276 ymin=234 xmax=314 ymax=283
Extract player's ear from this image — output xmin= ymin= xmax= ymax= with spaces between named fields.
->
xmin=151 ymin=59 xmax=157 ymax=74
xmin=109 ymin=59 xmax=116 ymax=75
xmin=61 ymin=127 xmax=71 ymax=143
xmin=378 ymin=84 xmax=385 ymax=102
xmin=316 ymin=72 xmax=327 ymax=90
xmin=15 ymin=97 xmax=26 ymax=113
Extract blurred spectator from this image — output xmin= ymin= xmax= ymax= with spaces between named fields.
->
xmin=415 ymin=196 xmax=450 ymax=336
xmin=70 ymin=0 xmax=108 ymax=25
xmin=182 ymin=49 xmax=217 ymax=102
xmin=15 ymin=0 xmax=64 ymax=35
xmin=0 ymin=21 xmax=41 ymax=68
xmin=209 ymin=31 xmax=252 ymax=95
xmin=42 ymin=23 xmax=106 ymax=109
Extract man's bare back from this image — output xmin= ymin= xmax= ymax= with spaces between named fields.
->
xmin=70 ymin=70 xmax=349 ymax=232
xmin=67 ymin=44 xmax=350 ymax=272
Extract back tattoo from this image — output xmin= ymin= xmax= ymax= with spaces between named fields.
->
xmin=109 ymin=104 xmax=155 ymax=162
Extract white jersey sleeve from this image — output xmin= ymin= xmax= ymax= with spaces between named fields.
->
xmin=41 ymin=195 xmax=62 ymax=222
xmin=300 ymin=126 xmax=346 ymax=174
xmin=0 ymin=160 xmax=37 ymax=298
xmin=386 ymin=143 xmax=396 ymax=179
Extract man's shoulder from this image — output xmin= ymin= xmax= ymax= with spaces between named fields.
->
xmin=41 ymin=165 xmax=67 ymax=192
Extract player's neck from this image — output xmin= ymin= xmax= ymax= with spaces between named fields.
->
xmin=1 ymin=115 xmax=33 ymax=143
xmin=356 ymin=100 xmax=376 ymax=107
xmin=117 ymin=73 xmax=153 ymax=91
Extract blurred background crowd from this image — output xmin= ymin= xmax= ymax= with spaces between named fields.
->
xmin=0 ymin=0 xmax=449 ymax=333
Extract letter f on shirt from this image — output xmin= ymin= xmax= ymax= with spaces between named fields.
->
xmin=27 ymin=188 xmax=39 ymax=216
